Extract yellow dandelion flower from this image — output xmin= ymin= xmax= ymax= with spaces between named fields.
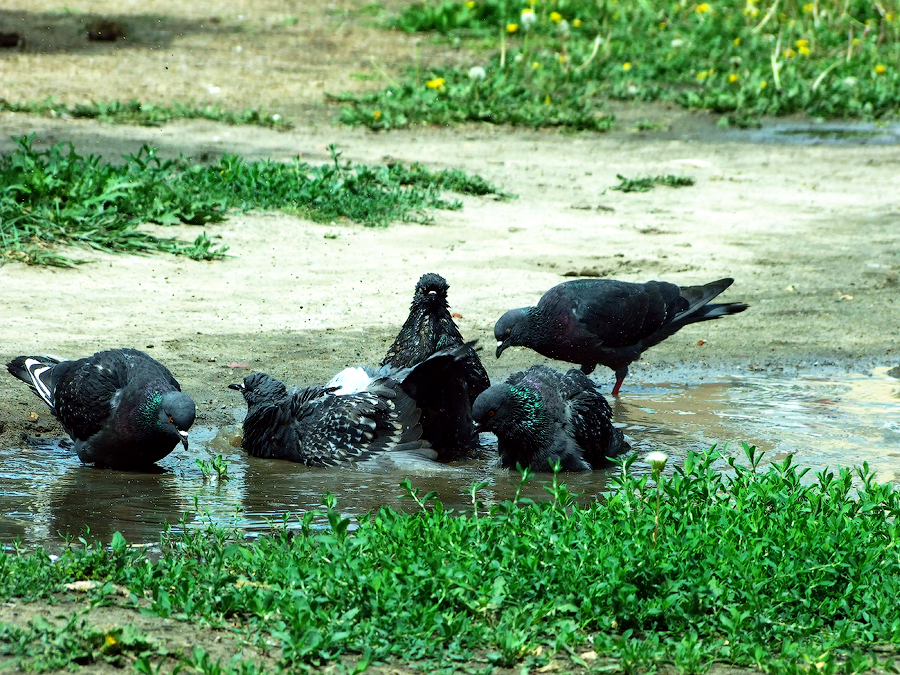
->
xmin=875 ymin=64 xmax=887 ymax=75
xmin=760 ymin=80 xmax=767 ymax=88
xmin=783 ymin=48 xmax=796 ymax=58
xmin=104 ymin=635 xmax=118 ymax=649
xmin=373 ymin=110 xmax=381 ymax=119
xmin=887 ymin=12 xmax=894 ymax=21
xmin=798 ymin=45 xmax=810 ymax=55
xmin=696 ymin=3 xmax=711 ymax=13
xmin=802 ymin=2 xmax=814 ymax=11
xmin=622 ymin=61 xmax=632 ymax=71
xmin=696 ymin=70 xmax=708 ymax=80
xmin=550 ymin=11 xmax=562 ymax=22
xmin=426 ymin=77 xmax=446 ymax=89
xmin=795 ymin=38 xmax=809 ymax=48
xmin=506 ymin=23 xmax=519 ymax=33
xmin=558 ymin=54 xmax=569 ymax=63
xmin=545 ymin=94 xmax=551 ymax=104
xmin=659 ymin=21 xmax=667 ymax=29
xmin=532 ymin=61 xmax=541 ymax=69
xmin=572 ymin=18 xmax=582 ymax=27
xmin=733 ymin=37 xmax=741 ymax=46
xmin=466 ymin=0 xmax=475 ymax=7
xmin=729 ymin=73 xmax=739 ymax=82
xmin=744 ymin=1 xmax=759 ymax=17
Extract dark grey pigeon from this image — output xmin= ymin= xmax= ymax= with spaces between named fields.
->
xmin=229 ymin=345 xmax=470 ymax=467
xmin=494 ymin=277 xmax=748 ymax=396
xmin=380 ymin=272 xmax=490 ymax=460
xmin=472 ymin=365 xmax=628 ymax=472
xmin=6 ymin=348 xmax=196 ymax=468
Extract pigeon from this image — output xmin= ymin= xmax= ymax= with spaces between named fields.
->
xmin=6 ymin=348 xmax=196 ymax=468
xmin=380 ymin=272 xmax=490 ymax=460
xmin=494 ymin=277 xmax=748 ymax=396
xmin=229 ymin=345 xmax=470 ymax=467
xmin=472 ymin=365 xmax=628 ymax=472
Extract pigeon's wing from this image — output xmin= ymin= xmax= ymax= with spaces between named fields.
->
xmin=561 ymin=370 xmax=626 ymax=465
xmin=293 ymin=392 xmax=395 ymax=467
xmin=119 ymin=348 xmax=182 ymax=390
xmin=52 ymin=353 xmax=130 ymax=442
xmin=548 ymin=279 xmax=683 ymax=349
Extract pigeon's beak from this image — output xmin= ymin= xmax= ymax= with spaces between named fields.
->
xmin=496 ymin=340 xmax=509 ymax=359
xmin=228 ymin=383 xmax=244 ymax=392
xmin=179 ymin=430 xmax=189 ymax=451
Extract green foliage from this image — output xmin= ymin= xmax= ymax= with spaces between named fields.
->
xmin=0 ymin=98 xmax=290 ymax=129
xmin=340 ymin=0 xmax=900 ymax=129
xmin=0 ymin=613 xmax=164 ymax=672
xmin=1 ymin=445 xmax=899 ymax=673
xmin=197 ymin=454 xmax=231 ymax=481
xmin=611 ymin=173 xmax=696 ymax=192
xmin=0 ymin=137 xmax=508 ymax=266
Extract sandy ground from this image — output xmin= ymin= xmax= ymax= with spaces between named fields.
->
xmin=1 ymin=1 xmax=899 ymax=672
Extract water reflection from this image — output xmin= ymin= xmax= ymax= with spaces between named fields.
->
xmin=1 ymin=368 xmax=898 ymax=552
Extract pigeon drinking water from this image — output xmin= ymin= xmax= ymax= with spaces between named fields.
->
xmin=6 ymin=348 xmax=196 ymax=468
xmin=494 ymin=277 xmax=748 ymax=396
xmin=472 ymin=365 xmax=628 ymax=471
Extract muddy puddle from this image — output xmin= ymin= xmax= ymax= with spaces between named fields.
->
xmin=1 ymin=368 xmax=898 ymax=552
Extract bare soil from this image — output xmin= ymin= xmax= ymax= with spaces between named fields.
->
xmin=1 ymin=1 xmax=899 ymax=672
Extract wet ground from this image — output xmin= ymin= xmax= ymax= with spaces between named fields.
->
xmin=3 ymin=367 xmax=897 ymax=553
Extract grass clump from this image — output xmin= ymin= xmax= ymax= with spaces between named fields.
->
xmin=611 ymin=173 xmax=696 ymax=192
xmin=0 ymin=98 xmax=291 ymax=129
xmin=1 ymin=445 xmax=899 ymax=673
xmin=338 ymin=0 xmax=900 ymax=130
xmin=0 ymin=137 xmax=508 ymax=267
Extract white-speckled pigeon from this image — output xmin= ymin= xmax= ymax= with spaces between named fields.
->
xmin=6 ymin=348 xmax=196 ymax=468
xmin=229 ymin=344 xmax=470 ymax=466
xmin=472 ymin=365 xmax=628 ymax=471
xmin=494 ymin=277 xmax=748 ymax=396
xmin=380 ymin=272 xmax=490 ymax=460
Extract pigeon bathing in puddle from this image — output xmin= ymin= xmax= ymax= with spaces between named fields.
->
xmin=472 ymin=365 xmax=628 ymax=472
xmin=380 ymin=272 xmax=490 ymax=460
xmin=494 ymin=277 xmax=748 ymax=396
xmin=229 ymin=344 xmax=471 ymax=467
xmin=6 ymin=348 xmax=196 ymax=468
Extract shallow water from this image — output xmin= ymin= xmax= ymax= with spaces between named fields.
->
xmin=1 ymin=368 xmax=898 ymax=552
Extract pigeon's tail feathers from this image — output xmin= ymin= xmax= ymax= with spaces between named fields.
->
xmin=692 ymin=301 xmax=750 ymax=320
xmin=6 ymin=355 xmax=61 ymax=407
xmin=677 ymin=278 xmax=735 ymax=316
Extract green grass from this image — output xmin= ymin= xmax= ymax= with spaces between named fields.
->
xmin=0 ymin=136 xmax=510 ymax=267
xmin=0 ymin=98 xmax=291 ymax=129
xmin=611 ymin=173 xmax=697 ymax=192
xmin=1 ymin=445 xmax=899 ymax=673
xmin=337 ymin=0 xmax=900 ymax=130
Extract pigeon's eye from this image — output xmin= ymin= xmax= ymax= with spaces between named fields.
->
xmin=169 ymin=415 xmax=175 ymax=424
xmin=488 ymin=410 xmax=495 ymax=418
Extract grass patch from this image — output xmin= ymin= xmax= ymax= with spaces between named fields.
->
xmin=0 ymin=98 xmax=291 ymax=129
xmin=611 ymin=173 xmax=696 ymax=192
xmin=337 ymin=0 xmax=900 ymax=130
xmin=0 ymin=136 xmax=509 ymax=267
xmin=1 ymin=445 xmax=899 ymax=673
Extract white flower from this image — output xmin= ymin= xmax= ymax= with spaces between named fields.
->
xmin=468 ymin=66 xmax=486 ymax=81
xmin=671 ymin=39 xmax=684 ymax=47
xmin=556 ymin=19 xmax=570 ymax=35
xmin=842 ymin=76 xmax=858 ymax=87
xmin=520 ymin=8 xmax=537 ymax=28
xmin=646 ymin=451 xmax=668 ymax=472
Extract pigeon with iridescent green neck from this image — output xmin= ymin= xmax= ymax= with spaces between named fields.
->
xmin=6 ymin=348 xmax=195 ymax=468
xmin=472 ymin=365 xmax=627 ymax=471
